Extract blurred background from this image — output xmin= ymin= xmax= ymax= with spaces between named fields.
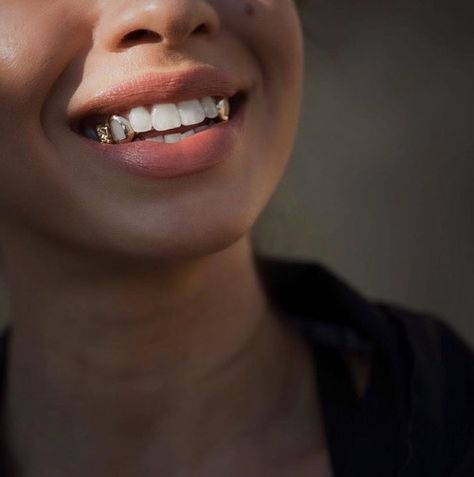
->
xmin=1 ymin=0 xmax=473 ymax=345
xmin=254 ymin=0 xmax=474 ymax=344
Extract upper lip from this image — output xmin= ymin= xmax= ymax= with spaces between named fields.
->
xmin=68 ymin=65 xmax=248 ymax=123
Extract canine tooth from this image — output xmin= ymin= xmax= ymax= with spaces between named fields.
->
xmin=109 ymin=115 xmax=135 ymax=143
xmin=217 ymin=98 xmax=230 ymax=121
xmin=181 ymin=129 xmax=196 ymax=139
xmin=164 ymin=133 xmax=181 ymax=144
xmin=177 ymin=99 xmax=206 ymax=126
xmin=200 ymin=97 xmax=219 ymax=119
xmin=151 ymin=104 xmax=181 ymax=132
xmin=129 ymin=106 xmax=152 ymax=133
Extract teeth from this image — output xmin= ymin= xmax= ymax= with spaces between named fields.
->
xmin=164 ymin=133 xmax=182 ymax=144
xmin=92 ymin=96 xmax=231 ymax=144
xmin=109 ymin=115 xmax=135 ymax=143
xmin=181 ymin=129 xmax=196 ymax=138
xmin=177 ymin=99 xmax=206 ymax=126
xmin=151 ymin=103 xmax=181 ymax=132
xmin=145 ymin=135 xmax=164 ymax=143
xmin=217 ymin=98 xmax=230 ymax=121
xmin=200 ymin=96 xmax=219 ymax=119
xmin=129 ymin=106 xmax=152 ymax=133
xmin=96 ymin=124 xmax=114 ymax=144
xmin=142 ymin=125 xmax=214 ymax=144
xmin=195 ymin=120 xmax=215 ymax=133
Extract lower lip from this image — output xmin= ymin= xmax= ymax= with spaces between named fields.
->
xmin=80 ymin=105 xmax=245 ymax=180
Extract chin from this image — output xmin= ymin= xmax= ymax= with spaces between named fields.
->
xmin=98 ymin=225 xmax=251 ymax=265
xmin=49 ymin=200 xmax=258 ymax=264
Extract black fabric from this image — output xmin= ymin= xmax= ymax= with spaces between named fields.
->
xmin=254 ymin=256 xmax=474 ymax=476
xmin=0 ymin=256 xmax=472 ymax=476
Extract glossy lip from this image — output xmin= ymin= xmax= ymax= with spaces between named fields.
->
xmin=68 ymin=65 xmax=246 ymax=123
xmin=77 ymin=90 xmax=248 ymax=180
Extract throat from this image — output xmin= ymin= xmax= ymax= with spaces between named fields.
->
xmin=2 ymin=307 xmax=302 ymax=477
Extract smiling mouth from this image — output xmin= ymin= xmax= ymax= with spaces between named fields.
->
xmin=77 ymin=93 xmax=245 ymax=145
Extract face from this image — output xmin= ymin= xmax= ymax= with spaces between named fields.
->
xmin=0 ymin=0 xmax=303 ymax=261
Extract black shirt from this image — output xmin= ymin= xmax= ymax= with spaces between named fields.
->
xmin=0 ymin=256 xmax=473 ymax=476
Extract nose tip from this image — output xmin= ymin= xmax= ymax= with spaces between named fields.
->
xmin=99 ymin=0 xmax=220 ymax=52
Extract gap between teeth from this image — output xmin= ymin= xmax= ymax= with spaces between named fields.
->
xmin=143 ymin=121 xmax=215 ymax=143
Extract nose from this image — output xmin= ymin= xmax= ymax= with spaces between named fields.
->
xmin=97 ymin=0 xmax=220 ymax=51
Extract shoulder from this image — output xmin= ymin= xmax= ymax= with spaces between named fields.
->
xmin=376 ymin=303 xmax=474 ymax=476
xmin=255 ymin=255 xmax=474 ymax=475
xmin=377 ymin=302 xmax=474 ymax=425
xmin=377 ymin=302 xmax=473 ymax=381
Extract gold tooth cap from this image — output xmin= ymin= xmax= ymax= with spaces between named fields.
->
xmin=109 ymin=115 xmax=136 ymax=143
xmin=96 ymin=124 xmax=114 ymax=144
xmin=217 ymin=98 xmax=230 ymax=121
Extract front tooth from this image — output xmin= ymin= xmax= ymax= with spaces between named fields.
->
xmin=177 ymin=99 xmax=206 ymax=126
xmin=129 ymin=106 xmax=152 ymax=133
xmin=151 ymin=103 xmax=181 ymax=132
xmin=109 ymin=115 xmax=135 ymax=143
xmin=164 ymin=133 xmax=181 ymax=144
xmin=200 ymin=97 xmax=219 ymax=119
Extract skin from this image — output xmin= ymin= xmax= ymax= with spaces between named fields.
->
xmin=0 ymin=1 xmax=335 ymax=476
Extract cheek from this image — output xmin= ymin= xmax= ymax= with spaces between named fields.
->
xmin=0 ymin=3 xmax=92 ymax=211
xmin=1 ymin=6 xmax=55 ymax=107
xmin=0 ymin=3 xmax=92 ymax=127
xmin=224 ymin=0 xmax=304 ymax=135
xmin=246 ymin=1 xmax=304 ymax=174
xmin=256 ymin=1 xmax=304 ymax=111
xmin=224 ymin=0 xmax=303 ymax=83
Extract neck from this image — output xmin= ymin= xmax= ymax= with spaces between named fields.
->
xmin=0 ymin=234 xmax=320 ymax=477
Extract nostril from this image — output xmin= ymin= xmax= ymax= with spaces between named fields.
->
xmin=121 ymin=29 xmax=162 ymax=47
xmin=192 ymin=23 xmax=209 ymax=36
